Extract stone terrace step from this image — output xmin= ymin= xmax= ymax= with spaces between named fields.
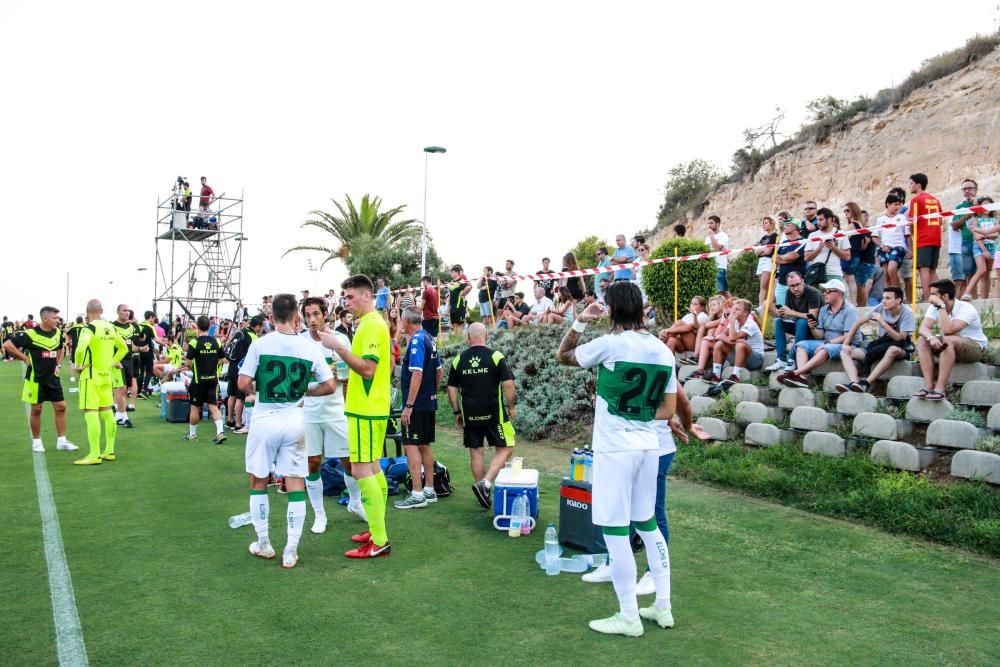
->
xmin=905 ymin=398 xmax=955 ymax=424
xmin=853 ymin=412 xmax=912 ymax=441
xmin=951 ymin=450 xmax=1000 ymax=483
xmin=744 ymin=423 xmax=795 ymax=447
xmin=926 ymin=419 xmax=986 ymax=450
xmin=959 ymin=380 xmax=1000 ymax=407
xmin=871 ymin=440 xmax=936 ymax=472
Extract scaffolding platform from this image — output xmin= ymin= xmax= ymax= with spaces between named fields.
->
xmin=152 ymin=188 xmax=244 ymax=320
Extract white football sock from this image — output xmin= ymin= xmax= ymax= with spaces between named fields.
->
xmin=304 ymin=473 xmax=325 ymax=515
xmin=214 ymin=418 xmax=224 ymax=435
xmin=286 ymin=494 xmax=306 ymax=552
xmin=189 ymin=424 xmax=197 ymax=437
xmin=344 ymin=472 xmax=362 ymax=504
xmin=604 ymin=532 xmax=639 ymax=620
xmin=712 ymin=363 xmax=722 ymax=377
xmin=250 ymin=491 xmax=269 ymax=545
xmin=638 ymin=527 xmax=671 ymax=610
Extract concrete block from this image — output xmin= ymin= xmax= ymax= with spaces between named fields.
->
xmin=886 ymin=376 xmax=925 ymax=401
xmin=823 ymin=372 xmax=850 ymax=394
xmin=790 ymin=406 xmax=832 ymax=432
xmin=696 ymin=417 xmax=739 ymax=441
xmin=989 ymin=404 xmax=1000 ymax=431
xmin=778 ymin=387 xmax=815 ymax=410
xmin=853 ymin=412 xmax=912 ymax=440
xmin=744 ymin=423 xmax=795 ymax=447
xmin=813 ymin=360 xmax=842 ymax=377
xmin=905 ymin=398 xmax=955 ymax=424
xmin=880 ymin=361 xmax=918 ymax=379
xmin=925 ymin=419 xmax=984 ymax=450
xmin=871 ymin=440 xmax=936 ymax=472
xmin=950 ymin=450 xmax=1000 ymax=484
xmin=959 ymin=380 xmax=1000 ymax=407
xmin=762 ymin=351 xmax=778 ymax=367
xmin=684 ymin=379 xmax=712 ymax=397
xmin=678 ymin=365 xmax=700 ymax=382
xmin=985 ymin=342 xmax=1000 ymax=366
xmin=803 ymin=431 xmax=847 ymax=457
xmin=947 ymin=363 xmax=992 ymax=385
xmin=768 ymin=371 xmax=789 ymax=391
xmin=836 ymin=392 xmax=881 ymax=416
xmin=734 ymin=401 xmax=783 ymax=426
xmin=690 ymin=395 xmax=716 ymax=417
xmin=727 ymin=383 xmax=762 ymax=404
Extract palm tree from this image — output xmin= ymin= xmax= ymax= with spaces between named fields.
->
xmin=284 ymin=194 xmax=420 ymax=268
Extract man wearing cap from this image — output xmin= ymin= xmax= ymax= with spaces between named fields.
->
xmin=779 ymin=279 xmax=861 ymax=389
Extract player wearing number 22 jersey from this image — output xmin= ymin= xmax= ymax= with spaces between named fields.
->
xmin=559 ymin=281 xmax=676 ymax=637
xmin=239 ymin=318 xmax=334 ymax=569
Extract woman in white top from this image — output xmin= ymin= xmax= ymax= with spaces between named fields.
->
xmin=657 ymin=296 xmax=709 ymax=362
xmin=755 ymin=217 xmax=778 ymax=311
xmin=968 ymin=195 xmax=997 ymax=301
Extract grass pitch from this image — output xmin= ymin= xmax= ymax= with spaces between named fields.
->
xmin=1 ymin=362 xmax=999 ymax=666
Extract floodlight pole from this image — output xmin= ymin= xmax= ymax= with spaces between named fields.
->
xmin=420 ymin=146 xmax=446 ymax=277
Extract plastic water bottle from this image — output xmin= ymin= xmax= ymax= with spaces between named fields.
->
xmin=228 ymin=512 xmax=252 ymax=529
xmin=582 ymin=449 xmax=593 ymax=483
xmin=508 ymin=495 xmax=525 ymax=538
xmin=544 ymin=523 xmax=560 ymax=576
xmin=519 ymin=494 xmax=532 ymax=536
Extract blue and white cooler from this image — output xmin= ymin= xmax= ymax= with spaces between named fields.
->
xmin=492 ymin=467 xmax=539 ymax=531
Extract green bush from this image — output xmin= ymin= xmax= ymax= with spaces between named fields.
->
xmin=643 ymin=238 xmax=716 ymax=324
xmin=569 ymin=235 xmax=612 ymax=291
xmin=949 ymin=408 xmax=987 ymax=428
xmin=439 ymin=323 xmax=606 ymax=441
xmin=725 ymin=250 xmax=760 ymax=304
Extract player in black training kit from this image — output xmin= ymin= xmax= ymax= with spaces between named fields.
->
xmin=112 ymin=304 xmax=139 ymax=427
xmin=3 ymin=306 xmax=78 ymax=453
xmin=135 ymin=311 xmax=159 ymax=398
xmin=223 ymin=315 xmax=263 ymax=433
xmin=184 ymin=315 xmax=226 ymax=444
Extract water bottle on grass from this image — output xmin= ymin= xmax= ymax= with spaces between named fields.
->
xmin=544 ymin=523 xmax=560 ymax=576
xmin=228 ymin=512 xmax=252 ymax=529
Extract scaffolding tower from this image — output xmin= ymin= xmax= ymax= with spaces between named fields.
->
xmin=152 ymin=189 xmax=244 ymax=321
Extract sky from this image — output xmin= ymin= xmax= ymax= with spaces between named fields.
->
xmin=2 ymin=1 xmax=998 ymax=319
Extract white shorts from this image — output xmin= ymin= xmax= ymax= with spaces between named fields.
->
xmin=245 ymin=408 xmax=307 ymax=479
xmin=304 ymin=418 xmax=349 ymax=458
xmin=161 ymin=363 xmax=176 ymax=374
xmin=592 ymin=449 xmax=658 ymax=527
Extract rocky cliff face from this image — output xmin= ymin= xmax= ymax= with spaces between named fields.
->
xmin=655 ymin=46 xmax=1000 ymax=252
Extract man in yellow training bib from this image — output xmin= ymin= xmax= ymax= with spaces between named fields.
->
xmin=73 ymin=299 xmax=129 ymax=465
xmin=321 ymin=274 xmax=392 ymax=559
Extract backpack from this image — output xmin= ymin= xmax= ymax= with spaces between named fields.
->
xmin=405 ymin=461 xmax=453 ymax=497
xmin=320 ymin=458 xmax=346 ymax=497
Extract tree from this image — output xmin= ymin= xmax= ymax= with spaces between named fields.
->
xmin=642 ymin=238 xmax=716 ymax=324
xmin=805 ymin=96 xmax=847 ymax=122
xmin=569 ymin=235 xmax=612 ymax=290
xmin=742 ymin=106 xmax=787 ymax=151
xmin=344 ymin=233 xmax=447 ymax=289
xmin=284 ymin=194 xmax=420 ymax=268
xmin=657 ymin=160 xmax=721 ymax=225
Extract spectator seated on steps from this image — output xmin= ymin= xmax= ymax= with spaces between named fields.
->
xmin=778 ymin=279 xmax=860 ymax=389
xmin=705 ymin=299 xmax=766 ymax=398
xmin=765 ymin=270 xmax=820 ymax=374
xmin=658 ymin=296 xmax=709 ymax=363
xmin=913 ymin=279 xmax=988 ymax=401
xmin=687 ymin=297 xmax=733 ymax=383
xmin=833 ymin=286 xmax=916 ymax=393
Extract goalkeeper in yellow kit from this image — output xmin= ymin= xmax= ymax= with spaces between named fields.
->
xmin=73 ymin=299 xmax=129 ymax=465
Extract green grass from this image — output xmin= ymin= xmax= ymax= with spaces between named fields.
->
xmin=673 ymin=439 xmax=1000 ymax=558
xmin=2 ymin=361 xmax=1000 ymax=665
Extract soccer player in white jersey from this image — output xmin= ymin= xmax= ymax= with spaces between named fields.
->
xmin=238 ymin=293 xmax=336 ymax=569
xmin=300 ymin=297 xmax=365 ymax=534
xmin=557 ymin=280 xmax=677 ymax=636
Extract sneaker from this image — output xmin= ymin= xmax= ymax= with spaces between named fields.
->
xmin=73 ymin=456 xmax=102 ymax=466
xmin=116 ymin=417 xmax=125 ymax=426
xmin=764 ymin=360 xmax=785 ymax=372
xmin=422 ymin=488 xmax=438 ymax=504
xmin=56 ymin=440 xmax=79 ymax=451
xmin=582 ymin=562 xmax=612 ymax=583
xmin=345 ymin=539 xmax=391 ymax=559
xmin=678 ymin=356 xmax=697 ymax=366
xmin=472 ymin=480 xmax=492 ymax=509
xmin=785 ymin=360 xmax=796 ymax=371
xmin=213 ymin=432 xmax=227 ymax=445
xmin=100 ymin=452 xmax=116 ymax=462
xmin=639 ymin=605 xmax=675 ymax=629
xmin=851 ymin=380 xmax=871 ymax=393
xmin=393 ymin=493 xmax=428 ymax=510
xmin=233 ymin=425 xmax=249 ymax=435
xmin=183 ymin=433 xmax=198 ymax=441
xmin=588 ymin=612 xmax=644 ymax=637
xmin=225 ymin=421 xmax=236 ymax=431
xmin=834 ymin=382 xmax=852 ymax=394
xmin=351 ymin=530 xmax=372 ymax=543
xmin=122 ymin=419 xmax=135 ymax=429
xmin=347 ymin=501 xmax=368 ymax=522
xmin=126 ymin=405 xmax=136 ymax=412
xmin=249 ymin=541 xmax=276 ymax=560
xmin=687 ymin=369 xmax=705 ymax=380
xmin=781 ymin=373 xmax=810 ymax=389
xmin=705 ymin=381 xmax=725 ymax=398
xmin=721 ymin=373 xmax=739 ymax=388
xmin=32 ymin=441 xmax=45 ymax=453
xmin=310 ymin=514 xmax=328 ymax=534
xmin=281 ymin=549 xmax=299 ymax=569
xmin=703 ymin=373 xmax=722 ymax=384
xmin=636 ymin=570 xmax=656 ymax=596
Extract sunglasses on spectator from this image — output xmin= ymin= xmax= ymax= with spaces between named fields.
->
xmin=804 ymin=206 xmax=816 ymax=210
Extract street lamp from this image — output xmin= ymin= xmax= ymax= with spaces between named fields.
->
xmin=421 ymin=145 xmax=447 ymax=277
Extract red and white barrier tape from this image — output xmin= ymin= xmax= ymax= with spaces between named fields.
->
xmin=387 ymin=202 xmax=1000 ymax=295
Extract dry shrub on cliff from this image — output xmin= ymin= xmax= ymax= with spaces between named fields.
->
xmin=895 ymin=31 xmax=1000 ymax=105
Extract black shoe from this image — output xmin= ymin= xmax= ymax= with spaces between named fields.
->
xmin=705 ymin=382 xmax=724 ymax=398
xmin=126 ymin=406 xmax=136 ymax=412
xmin=123 ymin=419 xmax=135 ymax=428
xmin=849 ymin=380 xmax=870 ymax=393
xmin=471 ymin=480 xmax=492 ymax=509
xmin=137 ymin=393 xmax=149 ymax=400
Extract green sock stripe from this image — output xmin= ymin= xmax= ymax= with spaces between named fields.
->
xmin=249 ymin=489 xmax=267 ymax=496
xmin=306 ymin=472 xmax=321 ymax=482
xmin=633 ymin=517 xmax=658 ymax=532
xmin=287 ymin=491 xmax=307 ymax=502
xmin=602 ymin=525 xmax=630 ymax=537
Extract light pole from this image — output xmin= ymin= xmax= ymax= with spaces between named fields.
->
xmin=421 ymin=145 xmax=447 ymax=277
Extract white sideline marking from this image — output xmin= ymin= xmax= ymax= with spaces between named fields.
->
xmin=25 ymin=388 xmax=89 ymax=666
